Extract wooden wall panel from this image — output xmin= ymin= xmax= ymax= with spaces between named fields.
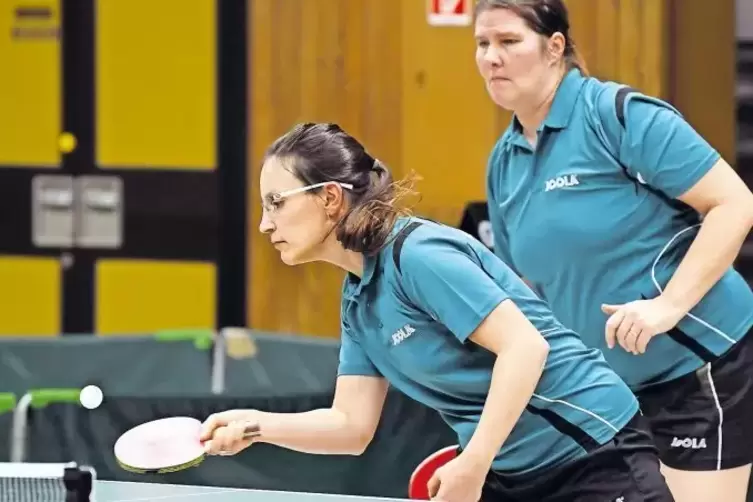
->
xmin=247 ymin=0 xmax=674 ymax=338
xmin=247 ymin=0 xmax=403 ymax=338
xmin=400 ymin=1 xmax=499 ymax=224
xmin=670 ymin=0 xmax=736 ymax=163
xmin=568 ymin=0 xmax=668 ymax=98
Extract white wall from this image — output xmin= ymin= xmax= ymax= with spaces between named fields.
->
xmin=739 ymin=0 xmax=753 ymax=40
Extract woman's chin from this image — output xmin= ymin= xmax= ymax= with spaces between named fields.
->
xmin=278 ymin=247 xmax=312 ymax=266
xmin=487 ymin=85 xmax=518 ymax=110
xmin=279 ymin=249 xmax=297 ymax=266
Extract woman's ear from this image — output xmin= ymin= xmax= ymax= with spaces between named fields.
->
xmin=547 ymin=32 xmax=566 ymax=65
xmin=321 ymin=184 xmax=346 ymax=219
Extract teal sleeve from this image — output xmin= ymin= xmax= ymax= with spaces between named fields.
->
xmin=598 ymin=89 xmax=721 ymax=198
xmin=486 ymin=148 xmax=521 ymax=276
xmin=337 ymin=322 xmax=381 ymax=377
xmin=398 ymin=233 xmax=510 ymax=343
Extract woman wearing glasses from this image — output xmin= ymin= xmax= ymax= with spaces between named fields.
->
xmin=200 ymin=122 xmax=674 ymax=502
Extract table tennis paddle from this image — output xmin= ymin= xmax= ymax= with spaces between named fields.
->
xmin=114 ymin=417 xmax=208 ymax=474
xmin=408 ymin=444 xmax=459 ymax=500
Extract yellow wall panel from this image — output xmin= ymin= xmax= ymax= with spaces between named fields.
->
xmin=95 ymin=260 xmax=215 ymax=335
xmin=95 ymin=0 xmax=216 ymax=169
xmin=0 ymin=256 xmax=60 ymax=336
xmin=0 ymin=0 xmax=61 ymax=166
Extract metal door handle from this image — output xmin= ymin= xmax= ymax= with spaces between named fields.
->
xmin=32 ymin=175 xmax=74 ymax=248
xmin=83 ymin=190 xmax=119 ymax=211
xmin=31 ymin=174 xmax=124 ymax=250
xmin=75 ymin=176 xmax=123 ymax=249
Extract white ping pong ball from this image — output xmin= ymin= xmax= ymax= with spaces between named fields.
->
xmin=79 ymin=385 xmax=103 ymax=410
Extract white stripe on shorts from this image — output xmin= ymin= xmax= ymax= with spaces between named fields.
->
xmin=702 ymin=363 xmax=724 ymax=470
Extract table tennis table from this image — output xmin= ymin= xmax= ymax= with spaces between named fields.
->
xmin=0 ymin=462 xmax=413 ymax=502
xmin=95 ymin=480 xmax=409 ymax=502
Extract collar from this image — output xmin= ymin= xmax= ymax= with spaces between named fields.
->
xmin=341 ymin=217 xmax=415 ymax=301
xmin=343 ymin=251 xmax=378 ymax=301
xmin=508 ymin=68 xmax=586 ymax=141
xmin=542 ymin=68 xmax=586 ymax=129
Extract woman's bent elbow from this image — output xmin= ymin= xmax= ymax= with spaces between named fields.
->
xmin=533 ymin=337 xmax=550 ymax=366
xmin=349 ymin=430 xmax=375 ymax=455
xmin=741 ymin=200 xmax=753 ymax=228
xmin=338 ymin=421 xmax=376 ymax=455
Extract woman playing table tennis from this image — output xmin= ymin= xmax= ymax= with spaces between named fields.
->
xmin=200 ymin=122 xmax=674 ymax=502
xmin=474 ymin=1 xmax=753 ymax=501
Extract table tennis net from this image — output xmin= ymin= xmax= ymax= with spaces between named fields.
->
xmin=0 ymin=462 xmax=96 ymax=502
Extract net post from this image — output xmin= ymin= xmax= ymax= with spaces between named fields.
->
xmin=10 ymin=393 xmax=32 ymax=463
xmin=211 ymin=328 xmax=226 ymax=395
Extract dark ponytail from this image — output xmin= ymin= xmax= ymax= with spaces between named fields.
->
xmin=264 ymin=123 xmax=418 ymax=255
xmin=565 ymin=39 xmax=588 ymax=76
xmin=335 ymin=160 xmax=401 ymax=255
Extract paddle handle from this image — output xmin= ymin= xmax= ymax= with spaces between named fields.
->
xmin=241 ymin=423 xmax=261 ymax=441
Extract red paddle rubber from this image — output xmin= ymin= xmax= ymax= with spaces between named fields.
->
xmin=408 ymin=445 xmax=459 ymax=500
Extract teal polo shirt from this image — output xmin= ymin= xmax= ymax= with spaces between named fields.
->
xmin=486 ymin=68 xmax=753 ymax=389
xmin=338 ymin=217 xmax=638 ymax=478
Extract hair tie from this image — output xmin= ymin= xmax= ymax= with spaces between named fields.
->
xmin=359 ymin=151 xmax=377 ymax=172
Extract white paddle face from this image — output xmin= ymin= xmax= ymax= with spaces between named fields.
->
xmin=114 ymin=417 xmax=205 ymax=471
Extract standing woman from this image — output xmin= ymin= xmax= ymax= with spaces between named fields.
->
xmin=475 ymin=1 xmax=753 ymax=501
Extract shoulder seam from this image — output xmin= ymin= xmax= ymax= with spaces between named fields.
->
xmin=392 ymin=221 xmax=424 ymax=275
xmin=614 ymin=86 xmax=638 ymax=129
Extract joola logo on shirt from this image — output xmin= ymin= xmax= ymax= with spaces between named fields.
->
xmin=670 ymin=436 xmax=707 ymax=449
xmin=544 ymin=174 xmax=579 ymax=191
xmin=391 ymin=325 xmax=416 ymax=346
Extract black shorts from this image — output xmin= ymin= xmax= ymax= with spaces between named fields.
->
xmin=480 ymin=412 xmax=674 ymax=502
xmin=635 ymin=326 xmax=753 ymax=471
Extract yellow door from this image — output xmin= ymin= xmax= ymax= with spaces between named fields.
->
xmin=0 ymin=0 xmax=63 ymax=336
xmin=0 ymin=0 xmax=248 ymax=337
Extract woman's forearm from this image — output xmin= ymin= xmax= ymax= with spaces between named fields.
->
xmin=461 ymin=338 xmax=549 ymax=468
xmin=255 ymin=408 xmax=370 ymax=455
xmin=662 ymin=204 xmax=753 ymax=314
